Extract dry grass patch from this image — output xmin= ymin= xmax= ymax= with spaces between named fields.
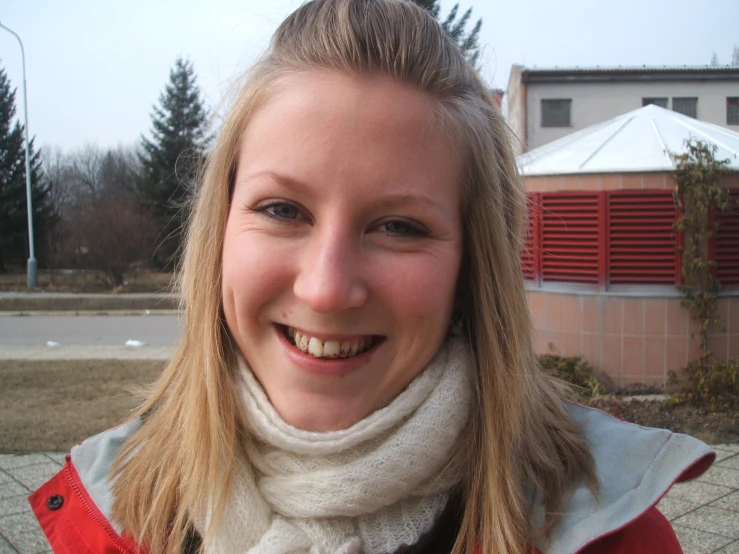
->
xmin=0 ymin=359 xmax=164 ymax=453
xmin=0 ymin=269 xmax=173 ymax=293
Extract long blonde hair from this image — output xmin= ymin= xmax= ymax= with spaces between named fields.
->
xmin=111 ymin=1 xmax=596 ymax=552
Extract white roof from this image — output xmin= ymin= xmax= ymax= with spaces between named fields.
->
xmin=518 ymin=104 xmax=739 ymax=176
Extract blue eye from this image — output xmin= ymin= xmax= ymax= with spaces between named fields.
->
xmin=260 ymin=202 xmax=300 ymax=220
xmin=382 ymin=220 xmax=428 ymax=237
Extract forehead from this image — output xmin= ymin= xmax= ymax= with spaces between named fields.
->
xmin=261 ymin=70 xmax=441 ymax=129
xmin=235 ymin=71 xmax=462 ymax=205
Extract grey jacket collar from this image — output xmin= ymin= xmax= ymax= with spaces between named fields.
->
xmin=534 ymin=403 xmax=714 ymax=553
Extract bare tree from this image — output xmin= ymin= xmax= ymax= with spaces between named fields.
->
xmin=732 ymin=45 xmax=739 ymax=66
xmin=710 ymin=53 xmax=720 ymax=66
xmin=66 ymin=192 xmax=158 ymax=288
xmin=40 ymin=146 xmax=72 ymax=283
xmin=53 ymin=145 xmax=158 ymax=288
xmin=65 ymin=145 xmax=105 ymax=200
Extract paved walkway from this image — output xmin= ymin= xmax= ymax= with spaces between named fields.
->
xmin=1 ymin=446 xmax=738 ymax=553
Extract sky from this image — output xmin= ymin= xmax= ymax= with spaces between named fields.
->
xmin=1 ymin=0 xmax=737 ymax=152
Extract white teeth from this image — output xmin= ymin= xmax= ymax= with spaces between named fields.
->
xmin=287 ymin=327 xmax=372 ymax=359
xmin=323 ymin=340 xmax=340 ymax=358
xmin=298 ymin=332 xmax=309 ymax=351
xmin=308 ymin=337 xmax=323 ymax=357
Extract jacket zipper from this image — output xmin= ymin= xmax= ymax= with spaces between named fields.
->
xmin=64 ymin=462 xmax=136 ymax=554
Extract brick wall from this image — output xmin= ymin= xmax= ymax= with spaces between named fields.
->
xmin=527 ymin=291 xmax=739 ymax=388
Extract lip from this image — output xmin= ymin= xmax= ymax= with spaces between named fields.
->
xmin=274 ymin=324 xmax=382 ymax=376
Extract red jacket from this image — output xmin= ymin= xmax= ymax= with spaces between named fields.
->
xmin=29 ymin=404 xmax=715 ymax=553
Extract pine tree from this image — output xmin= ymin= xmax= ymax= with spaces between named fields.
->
xmin=411 ymin=0 xmax=483 ymax=68
xmin=0 ymin=64 xmax=50 ymax=273
xmin=138 ymin=57 xmax=210 ymax=270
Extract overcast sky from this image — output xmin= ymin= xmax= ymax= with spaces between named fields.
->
xmin=1 ymin=0 xmax=737 ymax=152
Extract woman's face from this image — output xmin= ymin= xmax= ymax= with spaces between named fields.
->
xmin=222 ymin=71 xmax=463 ymax=431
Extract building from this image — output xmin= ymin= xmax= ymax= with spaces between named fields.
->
xmin=507 ymin=65 xmax=739 ymax=154
xmin=518 ymin=104 xmax=739 ymax=388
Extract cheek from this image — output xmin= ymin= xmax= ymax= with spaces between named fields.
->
xmin=372 ymin=254 xmax=460 ymax=329
xmin=221 ymin=224 xmax=293 ymax=326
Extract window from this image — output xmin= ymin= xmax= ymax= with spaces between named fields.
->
xmin=643 ymin=97 xmax=668 ymax=109
xmin=522 ymin=189 xmax=739 ymax=288
xmin=714 ymin=191 xmax=739 ymax=287
xmin=672 ymin=97 xmax=698 ymax=118
xmin=522 ymin=190 xmax=681 ymax=287
xmin=541 ymin=99 xmax=572 ymax=127
xmin=607 ymin=191 xmax=679 ymax=285
xmin=539 ymin=193 xmax=603 ymax=284
xmin=521 ymin=194 xmax=541 ymax=281
xmin=728 ymin=97 xmax=739 ymax=125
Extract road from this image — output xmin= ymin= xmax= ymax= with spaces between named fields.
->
xmin=0 ymin=314 xmax=180 ymax=346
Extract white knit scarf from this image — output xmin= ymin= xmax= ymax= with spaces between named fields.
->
xmin=200 ymin=338 xmax=472 ymax=554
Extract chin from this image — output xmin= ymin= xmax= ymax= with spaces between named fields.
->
xmin=272 ymin=392 xmax=370 ymax=432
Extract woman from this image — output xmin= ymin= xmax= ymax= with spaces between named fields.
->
xmin=30 ymin=0 xmax=714 ymax=552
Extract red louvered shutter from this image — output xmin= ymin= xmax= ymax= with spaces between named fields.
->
xmin=540 ymin=192 xmax=604 ymax=284
xmin=607 ymin=190 xmax=680 ymax=285
xmin=521 ymin=193 xmax=540 ymax=281
xmin=715 ymin=190 xmax=739 ymax=287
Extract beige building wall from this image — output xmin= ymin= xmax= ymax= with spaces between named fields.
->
xmin=527 ymin=291 xmax=739 ymax=388
xmin=525 ymin=172 xmax=739 ymax=192
xmin=518 ymin=80 xmax=739 ymax=151
xmin=526 ymin=172 xmax=671 ymax=192
xmin=506 ymin=65 xmax=526 ymax=154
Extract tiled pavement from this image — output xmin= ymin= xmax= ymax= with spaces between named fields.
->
xmin=0 ymin=453 xmax=65 ymax=554
xmin=1 ymin=447 xmax=738 ymax=553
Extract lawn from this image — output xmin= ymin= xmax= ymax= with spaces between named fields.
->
xmin=0 ymin=359 xmax=164 ymax=452
xmin=0 ymin=269 xmax=173 ymax=294
xmin=1 ymin=358 xmax=736 ymax=453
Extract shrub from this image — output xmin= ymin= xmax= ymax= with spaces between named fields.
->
xmin=670 ymin=353 xmax=739 ymax=410
xmin=538 ymin=354 xmax=606 ymax=398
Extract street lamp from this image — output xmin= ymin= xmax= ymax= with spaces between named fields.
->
xmin=0 ymin=21 xmax=37 ymax=288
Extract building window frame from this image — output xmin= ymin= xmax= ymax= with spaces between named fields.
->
xmin=672 ymin=97 xmax=698 ymax=119
xmin=643 ymin=97 xmax=668 ymax=109
xmin=728 ymin=97 xmax=739 ymax=125
xmin=541 ymin=99 xmax=572 ymax=127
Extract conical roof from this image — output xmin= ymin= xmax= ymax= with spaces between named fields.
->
xmin=518 ymin=104 xmax=739 ymax=176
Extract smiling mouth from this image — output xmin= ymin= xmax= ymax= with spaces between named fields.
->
xmin=280 ymin=325 xmax=381 ymax=359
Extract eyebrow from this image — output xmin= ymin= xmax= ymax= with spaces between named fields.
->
xmin=373 ymin=192 xmax=447 ymax=212
xmin=239 ymin=170 xmax=448 ymax=212
xmin=238 ymin=171 xmax=312 ymax=196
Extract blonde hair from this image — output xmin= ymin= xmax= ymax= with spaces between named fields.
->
xmin=111 ymin=1 xmax=596 ymax=552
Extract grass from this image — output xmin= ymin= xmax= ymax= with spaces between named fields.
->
xmin=0 ymin=359 xmax=164 ymax=453
xmin=2 ymin=357 xmax=736 ymax=453
xmin=0 ymin=269 xmax=173 ymax=293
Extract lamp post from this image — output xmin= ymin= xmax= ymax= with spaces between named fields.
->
xmin=0 ymin=21 xmax=37 ymax=288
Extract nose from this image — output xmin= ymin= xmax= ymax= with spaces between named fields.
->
xmin=293 ymin=227 xmax=369 ymax=314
